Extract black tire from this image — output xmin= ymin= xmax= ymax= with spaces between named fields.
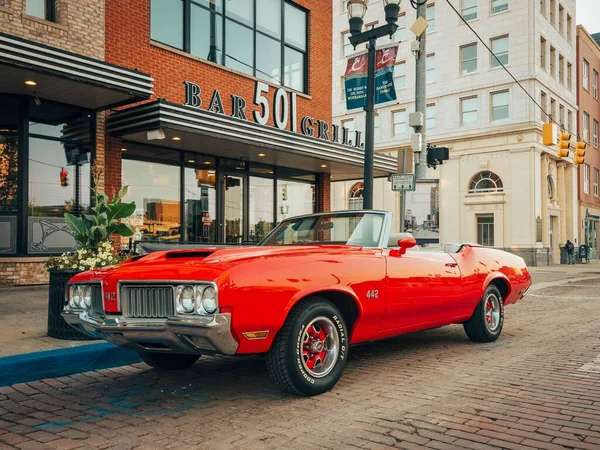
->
xmin=139 ymin=352 xmax=200 ymax=370
xmin=463 ymin=284 xmax=504 ymax=343
xmin=266 ymin=297 xmax=349 ymax=396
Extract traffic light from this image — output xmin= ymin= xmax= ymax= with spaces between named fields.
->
xmin=281 ymin=185 xmax=288 ymax=201
xmin=60 ymin=168 xmax=68 ymax=187
xmin=426 ymin=145 xmax=449 ymax=169
xmin=574 ymin=141 xmax=586 ymax=165
xmin=557 ymin=132 xmax=570 ymax=158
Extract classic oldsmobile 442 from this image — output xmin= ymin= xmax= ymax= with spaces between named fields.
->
xmin=63 ymin=210 xmax=531 ymax=396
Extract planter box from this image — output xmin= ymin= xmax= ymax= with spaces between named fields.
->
xmin=47 ymin=269 xmax=96 ymax=340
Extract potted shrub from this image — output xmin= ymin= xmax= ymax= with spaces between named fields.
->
xmin=45 ymin=166 xmax=136 ymax=339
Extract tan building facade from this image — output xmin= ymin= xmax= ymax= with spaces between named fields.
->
xmin=576 ymin=26 xmax=600 ymax=261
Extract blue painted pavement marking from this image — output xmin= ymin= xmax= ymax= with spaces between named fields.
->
xmin=0 ymin=343 xmax=141 ymax=387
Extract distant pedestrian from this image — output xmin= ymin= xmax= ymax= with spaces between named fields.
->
xmin=565 ymin=240 xmax=575 ymax=265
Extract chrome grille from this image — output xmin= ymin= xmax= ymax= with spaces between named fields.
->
xmin=90 ymin=285 xmax=104 ymax=318
xmin=122 ymin=286 xmax=174 ymax=318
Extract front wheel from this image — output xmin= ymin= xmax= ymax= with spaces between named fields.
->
xmin=139 ymin=352 xmax=200 ymax=370
xmin=463 ymin=285 xmax=504 ymax=342
xmin=266 ymin=297 xmax=349 ymax=396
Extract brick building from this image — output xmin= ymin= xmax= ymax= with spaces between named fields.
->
xmin=0 ymin=0 xmax=396 ymax=284
xmin=576 ymin=25 xmax=600 ymax=260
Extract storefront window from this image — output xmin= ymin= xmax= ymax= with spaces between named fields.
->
xmin=277 ymin=180 xmax=315 ymax=222
xmin=0 ymin=133 xmax=18 ymax=254
xmin=249 ymin=176 xmax=274 ymax=243
xmin=184 ymin=162 xmax=217 ymax=243
xmin=224 ymin=174 xmax=244 ymax=243
xmin=122 ymin=159 xmax=181 ymax=243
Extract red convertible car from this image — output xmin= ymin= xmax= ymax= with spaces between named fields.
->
xmin=62 ymin=210 xmax=531 ymax=396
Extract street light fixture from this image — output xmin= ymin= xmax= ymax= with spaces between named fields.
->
xmin=346 ymin=0 xmax=401 ymax=210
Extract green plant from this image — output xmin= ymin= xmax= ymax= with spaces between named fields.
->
xmin=44 ymin=241 xmax=129 ymax=271
xmin=64 ymin=167 xmax=136 ymax=249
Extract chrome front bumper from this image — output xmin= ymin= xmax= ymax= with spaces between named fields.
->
xmin=61 ymin=311 xmax=239 ymax=355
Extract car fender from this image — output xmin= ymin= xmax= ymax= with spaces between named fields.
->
xmin=481 ymin=271 xmax=511 ymax=302
xmin=283 ymin=285 xmax=364 ymax=320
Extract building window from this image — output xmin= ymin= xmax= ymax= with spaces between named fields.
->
xmin=549 ymin=0 xmax=554 ymax=25
xmin=150 ymin=0 xmax=308 ymax=93
xmin=540 ymin=37 xmax=546 ymax=70
xmin=540 ymin=91 xmax=547 ymax=121
xmin=567 ymin=14 xmax=572 ymax=43
xmin=26 ymin=0 xmax=54 ymax=21
xmin=584 ymin=164 xmax=590 ymax=195
xmin=374 ymin=114 xmax=381 ymax=141
xmin=549 ymin=46 xmax=555 ymax=77
xmin=559 ymin=104 xmax=564 ymax=127
xmin=594 ymin=168 xmax=599 ymax=197
xmin=491 ymin=90 xmax=509 ymax=121
xmin=584 ymin=112 xmax=590 ymax=142
xmin=594 ymin=70 xmax=599 ymax=99
xmin=341 ymin=118 xmax=355 ymax=138
xmin=547 ymin=175 xmax=555 ymax=201
xmin=492 ymin=0 xmax=508 ymax=14
xmin=583 ymin=59 xmax=590 ymax=91
xmin=469 ymin=171 xmax=504 ymax=193
xmin=558 ymin=54 xmax=564 ymax=84
xmin=394 ymin=61 xmax=407 ymax=90
xmin=394 ymin=13 xmax=407 ymax=43
xmin=426 ymin=54 xmax=435 ymax=83
xmin=427 ymin=103 xmax=436 ymax=130
xmin=461 ymin=43 xmax=477 ymax=75
xmin=343 ymin=31 xmax=353 ymax=57
xmin=550 ymin=97 xmax=556 ymax=120
xmin=393 ymin=109 xmax=407 ymax=135
xmin=461 ymin=96 xmax=478 ymax=126
xmin=567 ymin=62 xmax=572 ymax=90
xmin=462 ymin=0 xmax=477 ymax=21
xmin=558 ymin=4 xmax=564 ymax=35
xmin=568 ymin=109 xmax=572 ymax=131
xmin=540 ymin=0 xmax=546 ymax=17
xmin=491 ymin=36 xmax=508 ymax=68
xmin=349 ymin=182 xmax=363 ymax=210
xmin=427 ymin=3 xmax=435 ymax=32
xmin=594 ymin=119 xmax=599 ymax=148
xmin=477 ymin=215 xmax=495 ymax=246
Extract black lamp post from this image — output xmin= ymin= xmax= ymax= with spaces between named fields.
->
xmin=347 ymin=0 xmax=401 ymax=210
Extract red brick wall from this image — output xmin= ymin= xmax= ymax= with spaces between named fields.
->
xmin=105 ymin=0 xmax=332 ymax=130
xmin=317 ymin=173 xmax=331 ymax=213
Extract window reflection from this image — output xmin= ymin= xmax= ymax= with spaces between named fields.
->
xmin=151 ymin=0 xmax=184 ymax=50
xmin=277 ymin=180 xmax=315 ymax=222
xmin=249 ymin=177 xmax=274 ymax=243
xmin=122 ymin=159 xmax=181 ymax=243
xmin=185 ymin=167 xmax=217 ymax=242
xmin=225 ymin=174 xmax=244 ymax=243
xmin=0 ymin=134 xmax=18 ymax=214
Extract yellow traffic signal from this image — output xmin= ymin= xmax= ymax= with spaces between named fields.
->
xmin=574 ymin=141 xmax=586 ymax=165
xmin=557 ymin=132 xmax=570 ymax=158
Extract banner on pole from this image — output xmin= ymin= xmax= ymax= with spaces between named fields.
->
xmin=344 ymin=45 xmax=399 ymax=111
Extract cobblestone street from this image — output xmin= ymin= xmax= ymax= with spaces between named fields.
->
xmin=2 ymin=275 xmax=600 ymax=450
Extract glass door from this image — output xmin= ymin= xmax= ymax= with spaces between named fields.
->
xmin=222 ymin=173 xmax=244 ymax=243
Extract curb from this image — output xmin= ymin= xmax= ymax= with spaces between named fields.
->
xmin=0 ymin=343 xmax=142 ymax=387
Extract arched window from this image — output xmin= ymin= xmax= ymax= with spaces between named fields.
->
xmin=547 ymin=175 xmax=555 ymax=201
xmin=349 ymin=182 xmax=363 ymax=210
xmin=468 ymin=171 xmax=504 ymax=193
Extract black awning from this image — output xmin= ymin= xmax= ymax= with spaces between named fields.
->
xmin=0 ymin=32 xmax=153 ymax=110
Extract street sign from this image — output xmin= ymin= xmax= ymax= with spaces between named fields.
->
xmin=391 ymin=173 xmax=415 ymax=191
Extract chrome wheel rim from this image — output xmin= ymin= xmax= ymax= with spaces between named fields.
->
xmin=301 ymin=316 xmax=339 ymax=378
xmin=484 ymin=294 xmax=501 ymax=332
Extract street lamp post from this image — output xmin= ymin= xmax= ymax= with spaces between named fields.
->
xmin=347 ymin=0 xmax=401 ymax=210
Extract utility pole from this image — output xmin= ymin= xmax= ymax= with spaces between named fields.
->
xmin=414 ymin=1 xmax=427 ymax=180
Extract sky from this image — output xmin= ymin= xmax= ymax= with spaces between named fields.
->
xmin=577 ymin=0 xmax=600 ymax=34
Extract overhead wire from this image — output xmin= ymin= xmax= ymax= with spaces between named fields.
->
xmin=444 ymin=0 xmax=579 ymax=141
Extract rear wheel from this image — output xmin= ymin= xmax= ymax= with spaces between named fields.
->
xmin=139 ymin=352 xmax=200 ymax=370
xmin=463 ymin=285 xmax=504 ymax=342
xmin=266 ymin=297 xmax=348 ymax=396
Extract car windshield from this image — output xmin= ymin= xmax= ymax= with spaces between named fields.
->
xmin=259 ymin=212 xmax=386 ymax=247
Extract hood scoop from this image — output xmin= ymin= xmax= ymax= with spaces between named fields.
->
xmin=165 ymin=250 xmax=217 ymax=259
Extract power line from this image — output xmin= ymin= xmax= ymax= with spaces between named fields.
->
xmin=444 ymin=0 xmax=579 ymax=141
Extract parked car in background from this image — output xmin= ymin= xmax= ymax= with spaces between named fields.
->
xmin=62 ymin=210 xmax=531 ymax=396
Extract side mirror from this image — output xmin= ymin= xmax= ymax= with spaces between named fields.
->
xmin=397 ymin=236 xmax=417 ymax=255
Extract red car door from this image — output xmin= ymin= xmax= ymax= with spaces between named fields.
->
xmin=381 ymin=250 xmax=463 ymax=332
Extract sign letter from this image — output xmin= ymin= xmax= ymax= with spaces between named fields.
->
xmin=184 ymin=81 xmax=201 ymax=108
xmin=301 ymin=116 xmax=315 ymax=136
xmin=273 ymin=88 xmax=289 ymax=130
xmin=231 ymin=95 xmax=248 ymax=120
xmin=208 ymin=89 xmax=224 ymax=114
xmin=290 ymin=91 xmax=298 ymax=133
xmin=253 ymin=81 xmax=270 ymax=125
xmin=317 ymin=120 xmax=330 ymax=140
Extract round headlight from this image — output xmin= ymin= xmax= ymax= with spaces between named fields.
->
xmin=82 ymin=286 xmax=92 ymax=310
xmin=200 ymin=286 xmax=218 ymax=314
xmin=178 ymin=286 xmax=195 ymax=314
xmin=71 ymin=286 xmax=81 ymax=309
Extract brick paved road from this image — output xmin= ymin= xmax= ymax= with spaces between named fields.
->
xmin=2 ymin=277 xmax=600 ymax=450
